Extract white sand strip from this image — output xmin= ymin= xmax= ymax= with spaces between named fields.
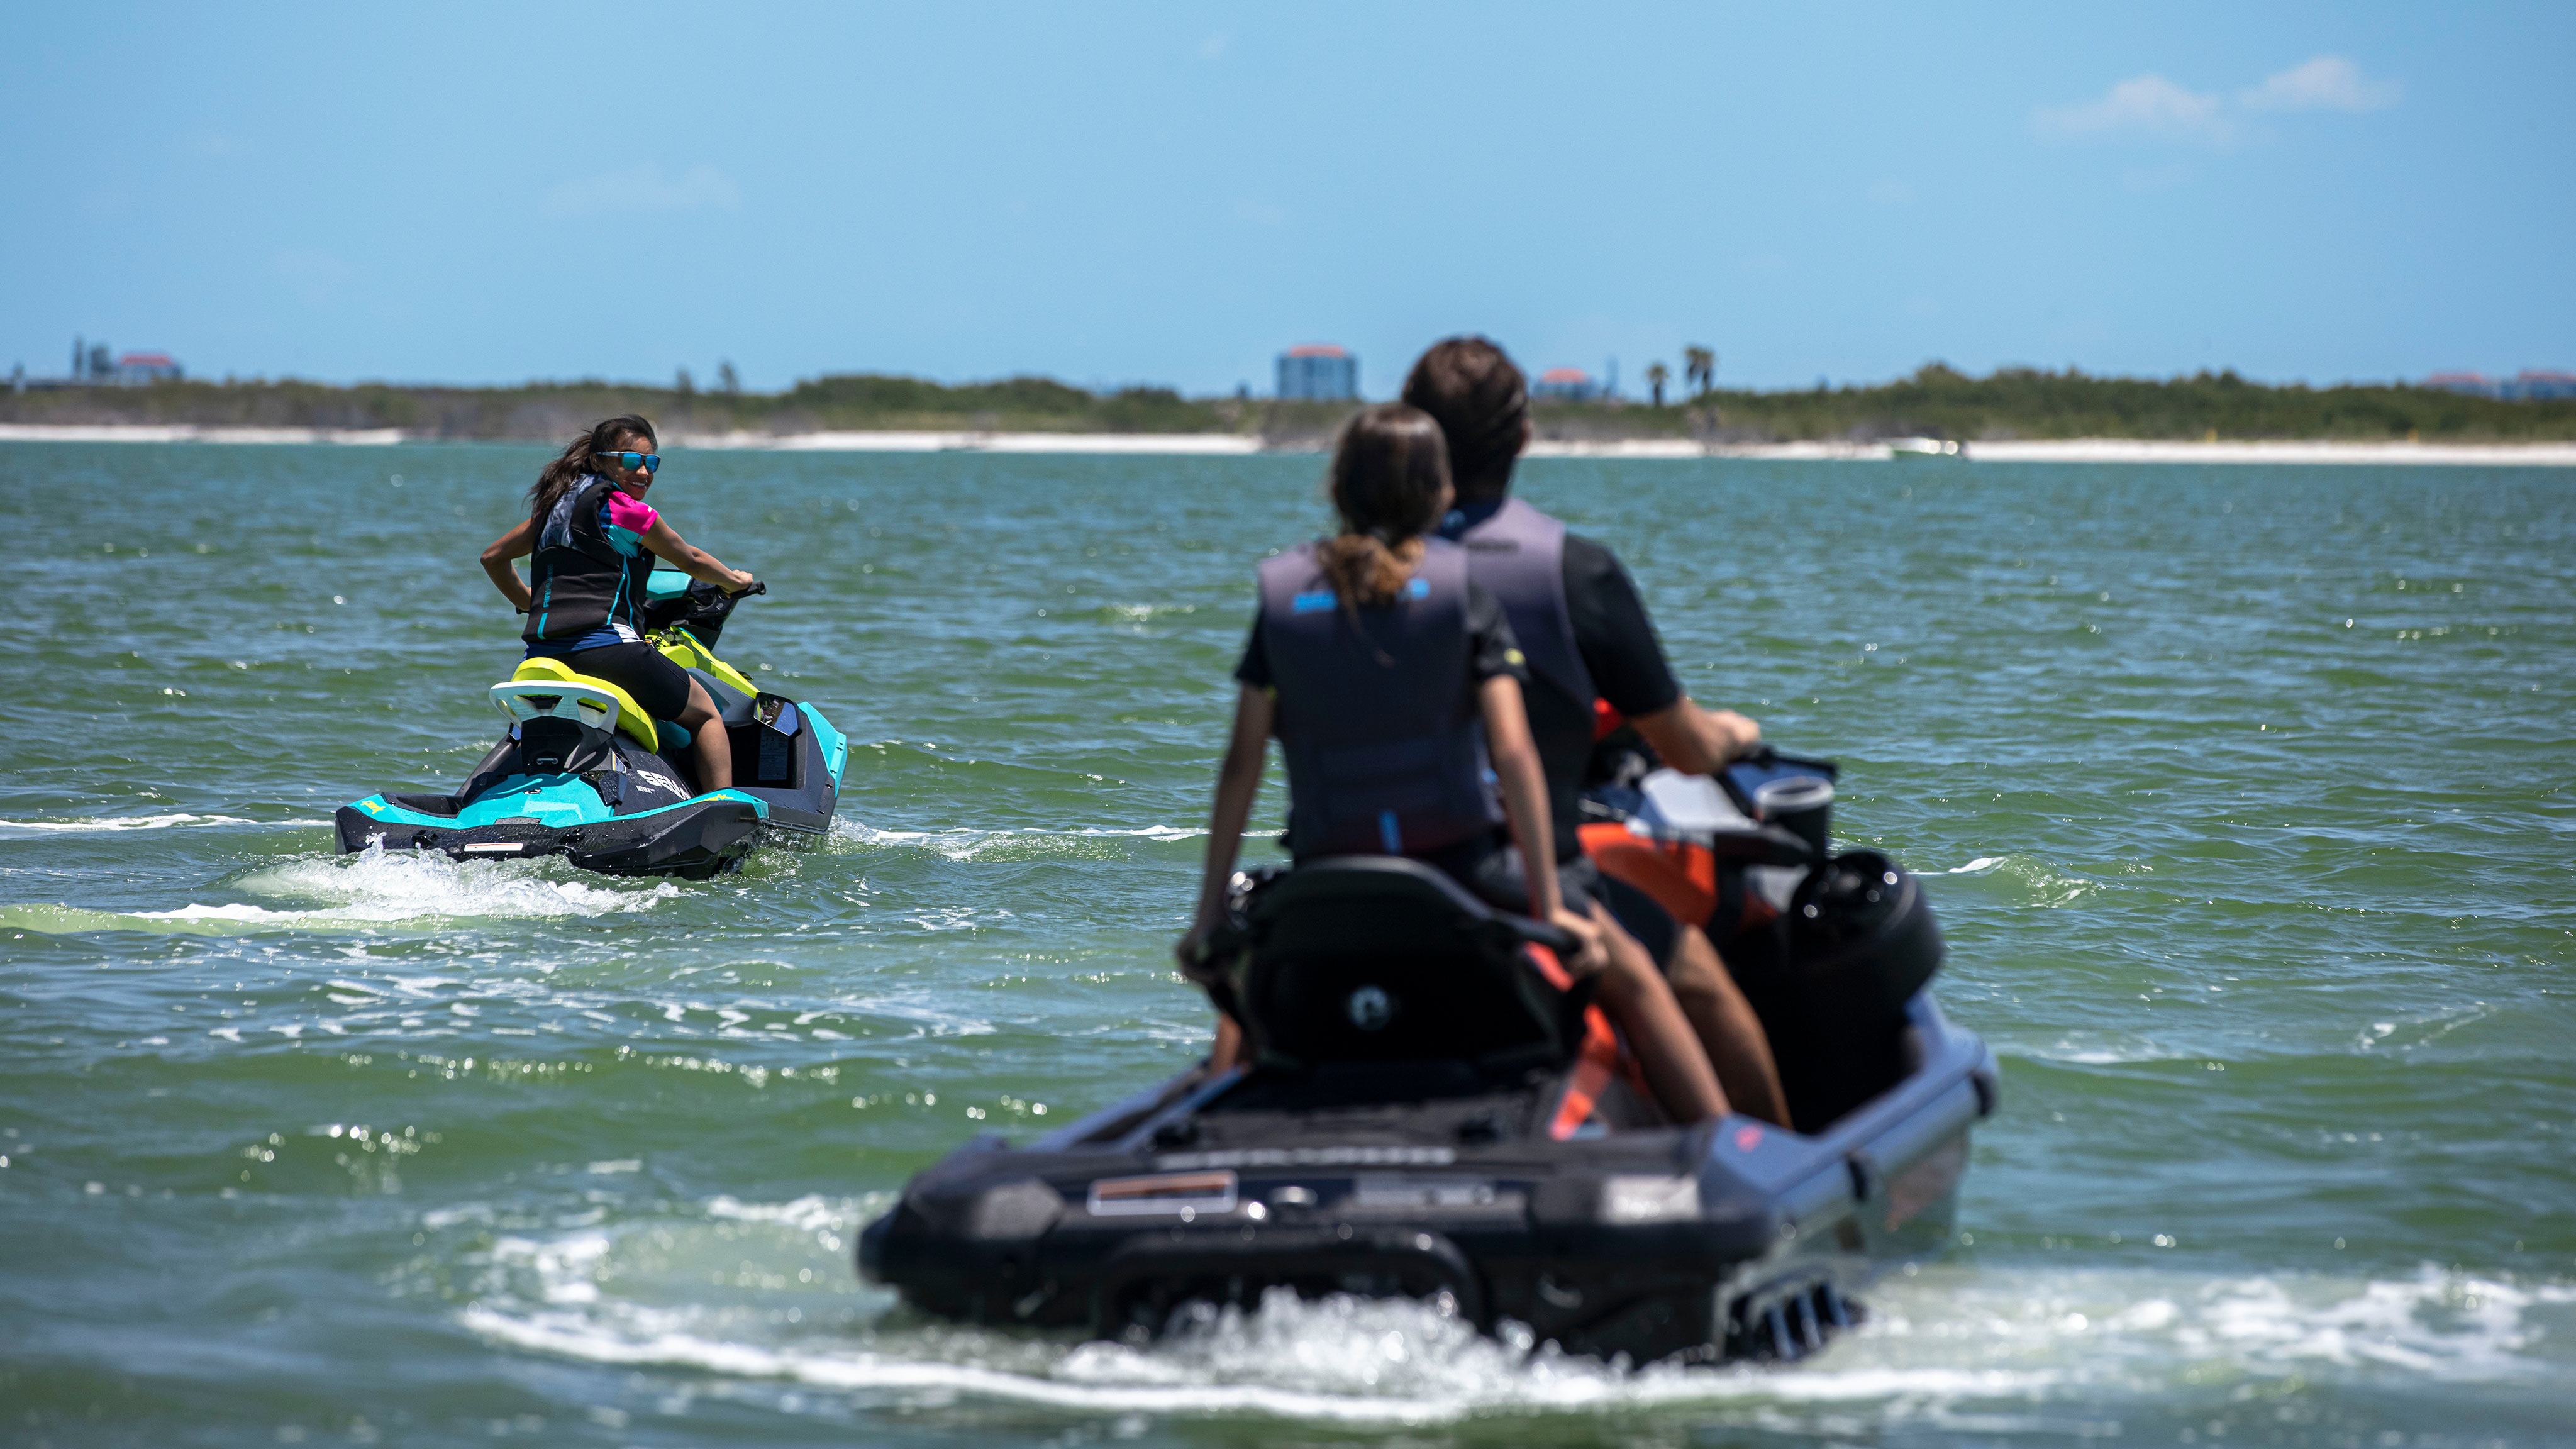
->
xmin=1960 ymin=438 xmax=2576 ymax=466
xmin=1526 ymin=438 xmax=1718 ymax=459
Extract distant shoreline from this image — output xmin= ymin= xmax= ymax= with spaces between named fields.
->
xmin=6 ymin=421 xmax=2575 ymax=466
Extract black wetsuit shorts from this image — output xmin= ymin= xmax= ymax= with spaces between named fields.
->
xmin=1407 ymin=833 xmax=1682 ymax=972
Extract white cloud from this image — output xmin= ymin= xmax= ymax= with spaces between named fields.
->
xmin=2035 ymin=74 xmax=2234 ymax=145
xmin=2239 ymin=55 xmax=2399 ymax=113
xmin=2036 ymin=56 xmax=2398 ymax=148
xmin=543 ymin=164 xmax=740 ymax=219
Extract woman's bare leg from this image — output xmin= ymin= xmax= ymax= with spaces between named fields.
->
xmin=1665 ymin=924 xmax=1789 ymax=1125
xmin=1209 ymin=1013 xmax=1246 ymax=1072
xmin=1590 ymin=906 xmax=1728 ymax=1124
xmin=678 ymin=679 xmax=731 ymax=792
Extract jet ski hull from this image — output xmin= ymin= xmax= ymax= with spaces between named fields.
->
xmin=335 ymin=789 xmax=767 ymax=880
xmin=860 ymin=992 xmax=1996 ymax=1365
xmin=336 ymin=697 xmax=845 ymax=880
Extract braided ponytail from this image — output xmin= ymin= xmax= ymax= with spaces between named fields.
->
xmin=1314 ymin=403 xmax=1453 ymax=610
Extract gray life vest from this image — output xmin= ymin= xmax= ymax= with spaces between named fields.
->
xmin=1255 ymin=538 xmax=1502 ymax=858
xmin=1458 ymin=497 xmax=1600 ymax=859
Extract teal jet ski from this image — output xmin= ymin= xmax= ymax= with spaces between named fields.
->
xmin=334 ymin=574 xmax=847 ymax=879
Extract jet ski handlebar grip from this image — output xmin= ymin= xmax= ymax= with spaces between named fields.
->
xmin=1507 ymin=917 xmax=1582 ymax=954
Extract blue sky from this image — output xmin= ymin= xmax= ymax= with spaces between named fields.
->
xmin=3 ymin=2 xmax=2568 ymax=395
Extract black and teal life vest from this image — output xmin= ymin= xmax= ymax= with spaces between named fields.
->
xmin=523 ymin=477 xmax=652 ymax=648
xmin=1254 ymin=538 xmax=1502 ymax=858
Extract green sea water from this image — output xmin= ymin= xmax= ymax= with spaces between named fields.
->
xmin=2 ymin=441 xmax=2570 ymax=1448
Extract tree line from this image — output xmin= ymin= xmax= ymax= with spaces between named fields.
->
xmin=4 ymin=364 xmax=2568 ymax=443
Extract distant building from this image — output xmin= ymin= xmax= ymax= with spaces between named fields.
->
xmin=1530 ymin=367 xmax=1600 ymax=402
xmin=1277 ymin=344 xmax=1357 ymax=401
xmin=2424 ymin=369 xmax=2576 ymax=401
xmin=116 ymin=352 xmax=182 ymax=384
xmin=32 ymin=338 xmax=184 ymax=389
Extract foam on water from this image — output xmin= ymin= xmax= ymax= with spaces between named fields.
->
xmin=452 ymin=1197 xmax=2576 ymax=1428
xmin=235 ymin=845 xmax=682 ymax=920
xmin=3 ymin=845 xmax=679 ymax=935
xmin=828 ymin=819 xmax=1206 ymax=861
xmin=0 ymin=813 xmax=257 ymax=833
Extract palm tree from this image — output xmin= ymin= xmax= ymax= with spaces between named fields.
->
xmin=1682 ymin=345 xmax=1716 ymax=398
xmin=1644 ymin=361 xmax=1670 ymax=408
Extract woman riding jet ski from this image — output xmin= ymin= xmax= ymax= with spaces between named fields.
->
xmin=860 ymin=409 xmax=1997 ymax=1364
xmin=334 ymin=418 xmax=846 ymax=878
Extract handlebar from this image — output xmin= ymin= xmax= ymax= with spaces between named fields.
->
xmin=1504 ymin=914 xmax=1582 ymax=955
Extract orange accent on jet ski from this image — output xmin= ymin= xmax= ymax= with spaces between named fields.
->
xmin=1548 ymin=1007 xmax=1628 ymax=1141
xmin=1580 ymin=822 xmax=1719 ymax=928
xmin=1592 ymin=697 xmax=1624 ymax=741
xmin=1525 ymin=942 xmax=1643 ymax=1140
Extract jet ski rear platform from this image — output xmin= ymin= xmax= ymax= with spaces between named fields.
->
xmin=862 ymin=838 xmax=1999 ymax=1366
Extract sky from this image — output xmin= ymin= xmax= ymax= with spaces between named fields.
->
xmin=3 ymin=2 xmax=2569 ymax=396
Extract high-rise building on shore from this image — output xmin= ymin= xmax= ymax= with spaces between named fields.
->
xmin=2426 ymin=369 xmax=2575 ymax=401
xmin=1530 ymin=367 xmax=1600 ymax=402
xmin=1277 ymin=344 xmax=1357 ymax=401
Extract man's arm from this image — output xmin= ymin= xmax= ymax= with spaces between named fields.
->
xmin=1562 ymin=536 xmax=1761 ymax=776
xmin=1629 ymin=697 xmax=1760 ymax=777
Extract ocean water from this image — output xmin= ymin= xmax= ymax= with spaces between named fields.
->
xmin=1 ymin=441 xmax=2570 ymax=1448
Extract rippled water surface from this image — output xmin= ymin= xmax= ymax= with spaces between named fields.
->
xmin=3 ymin=441 xmax=2570 ymax=1447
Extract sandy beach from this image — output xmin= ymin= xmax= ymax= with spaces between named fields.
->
xmin=3 ymin=421 xmax=2572 ymax=465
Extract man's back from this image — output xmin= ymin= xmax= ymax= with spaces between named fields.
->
xmin=1443 ymin=496 xmax=1682 ymax=859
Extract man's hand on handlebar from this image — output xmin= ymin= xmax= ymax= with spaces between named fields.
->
xmin=1706 ymin=706 xmax=1762 ymax=762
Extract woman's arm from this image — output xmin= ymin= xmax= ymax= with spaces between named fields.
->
xmin=1482 ymin=676 xmax=1606 ymax=973
xmin=1478 ymin=674 xmax=1561 ymax=921
xmin=1177 ymin=685 xmax=1274 ymax=972
xmin=480 ymin=520 xmax=536 ymax=611
xmin=641 ymin=518 xmax=755 ymax=592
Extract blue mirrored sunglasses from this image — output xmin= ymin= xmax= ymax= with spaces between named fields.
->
xmin=595 ymin=450 xmax=661 ymax=474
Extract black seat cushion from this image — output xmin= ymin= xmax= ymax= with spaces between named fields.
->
xmin=1233 ymin=857 xmax=1579 ymax=1070
xmin=514 ymin=716 xmax=613 ymax=776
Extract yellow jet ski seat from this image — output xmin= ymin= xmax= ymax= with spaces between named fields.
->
xmin=507 ymin=658 xmax=660 ymax=752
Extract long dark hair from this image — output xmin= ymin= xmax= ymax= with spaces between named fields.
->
xmin=1400 ymin=337 xmax=1526 ymax=504
xmin=528 ymin=414 xmax=657 ymax=519
xmin=1316 ymin=404 xmax=1452 ymax=611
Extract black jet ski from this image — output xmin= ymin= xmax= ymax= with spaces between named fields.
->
xmin=859 ymin=754 xmax=1998 ymax=1365
xmin=335 ymin=575 xmax=848 ymax=880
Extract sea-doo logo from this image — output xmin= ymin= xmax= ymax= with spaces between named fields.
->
xmin=1346 ymin=985 xmax=1393 ymax=1031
